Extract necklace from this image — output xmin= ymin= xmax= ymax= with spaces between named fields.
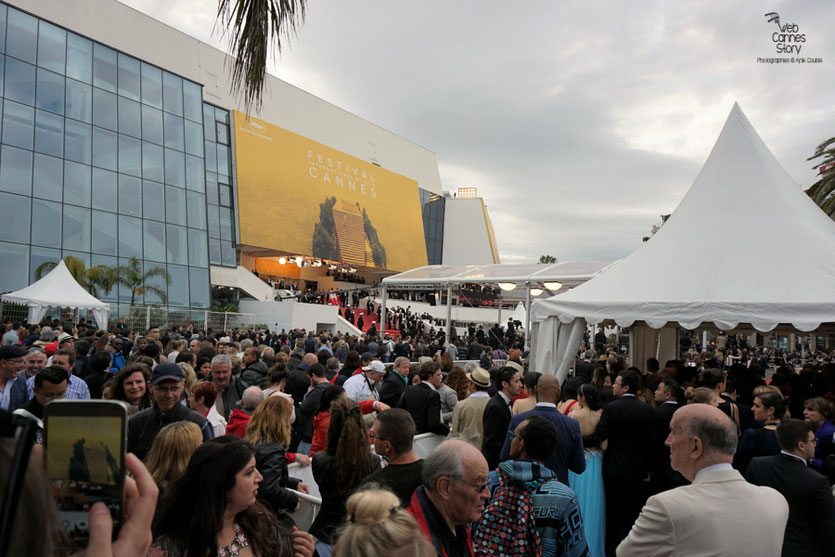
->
xmin=218 ymin=522 xmax=249 ymax=557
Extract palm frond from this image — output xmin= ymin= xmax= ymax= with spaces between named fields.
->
xmin=142 ymin=265 xmax=173 ymax=285
xmin=145 ymin=285 xmax=169 ymax=305
xmin=34 ymin=261 xmax=58 ymax=280
xmin=216 ymin=0 xmax=306 ymax=112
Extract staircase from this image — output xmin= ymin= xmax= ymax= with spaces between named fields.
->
xmin=339 ymin=306 xmax=398 ymax=337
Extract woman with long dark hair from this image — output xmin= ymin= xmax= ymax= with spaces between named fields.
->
xmin=149 ymin=435 xmax=314 ymax=557
xmin=106 ymin=363 xmax=151 ymax=415
xmin=734 ymin=391 xmax=786 ymax=474
xmin=309 ymin=398 xmax=376 ymax=553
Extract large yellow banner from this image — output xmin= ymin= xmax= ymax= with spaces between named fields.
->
xmin=233 ymin=112 xmax=428 ymax=272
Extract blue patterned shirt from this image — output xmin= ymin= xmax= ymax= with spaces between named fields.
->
xmin=26 ymin=372 xmax=90 ymax=400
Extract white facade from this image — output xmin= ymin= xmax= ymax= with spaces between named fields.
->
xmin=442 ymin=197 xmax=500 ymax=265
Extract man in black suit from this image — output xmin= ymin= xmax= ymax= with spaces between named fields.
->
xmin=397 ymin=360 xmax=449 ymax=436
xmin=574 ymin=349 xmax=597 ymax=382
xmin=746 ymin=419 xmax=835 ymax=557
xmin=378 ymin=356 xmax=410 ymax=408
xmin=648 ymin=378 xmax=687 ymax=495
xmin=481 ymin=366 xmax=522 ymax=470
xmin=583 ymin=368 xmax=653 ymax=556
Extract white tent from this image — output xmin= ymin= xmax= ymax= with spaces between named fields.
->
xmin=531 ymin=103 xmax=835 ymax=381
xmin=1 ymin=260 xmax=110 ymax=329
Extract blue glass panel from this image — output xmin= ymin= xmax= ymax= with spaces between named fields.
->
xmin=6 ymin=104 xmax=41 ymax=152
xmin=31 ymin=199 xmax=61 ymax=247
xmin=203 ymin=105 xmax=214 ymax=139
xmin=118 ymin=174 xmax=141 ymax=216
xmin=92 ymin=126 xmax=117 ymax=171
xmin=91 ymin=210 xmax=117 ymax=255
xmin=0 ymin=57 xmax=4 ymax=100
xmin=92 ymin=87 xmax=116 ymax=131
xmin=186 ymin=191 xmax=206 ymax=229
xmin=183 ymin=81 xmax=202 ymax=122
xmin=63 ymin=205 xmax=91 ymax=251
xmin=219 ymin=207 xmax=232 ymax=241
xmin=4 ymin=57 xmax=35 ymax=105
xmin=143 ymin=219 xmax=165 ymax=262
xmin=66 ymin=33 xmax=92 ymax=83
xmin=209 ymin=238 xmax=221 ymax=265
xmin=185 ymin=154 xmax=204 ymax=192
xmin=142 ymin=142 xmax=163 ymax=182
xmin=187 ymin=229 xmax=208 ymax=267
xmin=184 ymin=120 xmax=203 ymax=157
xmin=142 ymin=180 xmax=165 ymax=222
xmin=37 ymin=21 xmax=66 ymax=74
xmin=141 ymin=104 xmax=162 ymax=145
xmin=117 ymin=215 xmax=141 ymax=258
xmin=214 ymin=107 xmax=228 ymax=124
xmin=118 ymin=134 xmax=141 ymax=177
xmin=165 ymin=185 xmax=185 ymax=225
xmin=36 ymin=68 xmax=64 ymax=114
xmin=65 ymin=78 xmax=92 ymax=123
xmin=221 ymin=240 xmax=235 ymax=266
xmin=167 ymin=265 xmax=188 ymax=307
xmin=6 ymin=8 xmax=37 ymax=64
xmin=63 ymin=160 xmax=91 ymax=206
xmin=117 ymin=53 xmax=140 ymax=101
xmin=31 ymin=246 xmax=62 ymax=285
xmin=33 ymin=108 xmax=61 ymax=155
xmin=215 ymin=121 xmax=229 ymax=145
xmin=218 ymin=184 xmax=231 ymax=207
xmin=140 ymin=62 xmax=162 ymax=108
xmin=204 ymin=139 xmax=217 ymax=172
xmin=164 ymin=147 xmax=184 ymax=187
xmin=216 ymin=143 xmax=230 ymax=177
xmin=189 ymin=266 xmax=210 ymax=308
xmin=32 ymin=153 xmax=62 ymax=199
xmin=0 ymin=241 xmax=29 ymax=292
xmin=207 ymin=204 xmax=219 ymax=238
xmin=0 ymin=7 xmax=6 ymax=55
xmin=92 ymin=44 xmax=116 ymax=92
xmin=64 ymin=119 xmax=92 ymax=164
xmin=162 ymin=72 xmax=183 ymax=116
xmin=92 ymin=168 xmax=117 ymax=212
xmin=166 ymin=224 xmax=187 ymax=265
xmin=206 ymin=172 xmax=218 ymax=205
xmin=0 ymin=145 xmax=32 ymax=195
xmin=163 ymin=111 xmax=183 ymax=150
xmin=118 ymin=96 xmax=141 ymax=138
xmin=0 ymin=191 xmax=30 ymax=243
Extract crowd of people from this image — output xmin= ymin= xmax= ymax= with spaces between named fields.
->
xmin=2 ymin=315 xmax=835 ymax=556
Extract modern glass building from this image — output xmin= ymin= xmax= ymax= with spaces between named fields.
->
xmin=0 ymin=0 xmax=497 ymax=313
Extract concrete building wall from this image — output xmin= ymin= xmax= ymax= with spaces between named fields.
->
xmin=442 ymin=198 xmax=500 ymax=265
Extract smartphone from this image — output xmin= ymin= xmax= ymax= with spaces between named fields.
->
xmin=43 ymin=400 xmax=128 ymax=549
xmin=62 ymin=320 xmax=75 ymax=333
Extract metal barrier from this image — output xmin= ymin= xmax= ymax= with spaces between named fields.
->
xmin=287 ymin=489 xmax=321 ymax=532
xmin=288 ymin=462 xmax=318 ymax=499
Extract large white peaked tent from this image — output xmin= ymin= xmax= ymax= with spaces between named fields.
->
xmin=531 ymin=103 xmax=835 ymax=380
xmin=1 ymin=260 xmax=110 ymax=329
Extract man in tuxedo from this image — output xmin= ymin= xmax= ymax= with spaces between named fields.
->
xmin=498 ymin=373 xmax=585 ymax=484
xmin=618 ymin=404 xmax=788 ymax=556
xmin=481 ymin=366 xmax=521 ymax=469
xmin=397 ymin=360 xmax=450 ymax=436
xmin=746 ymin=419 xmax=835 ymax=556
xmin=648 ymin=378 xmax=687 ymax=495
xmin=583 ymin=369 xmax=652 ymax=556
xmin=573 ymin=350 xmax=597 ymax=383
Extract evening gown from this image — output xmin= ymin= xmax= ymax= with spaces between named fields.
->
xmin=568 ymin=407 xmax=605 ymax=557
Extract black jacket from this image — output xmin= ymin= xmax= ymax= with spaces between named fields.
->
xmin=216 ymin=376 xmax=247 ymax=421
xmin=296 ymin=381 xmax=331 ymax=442
xmin=398 ymin=383 xmax=450 ymax=436
xmin=241 ymin=360 xmax=270 ymax=388
xmin=378 ymin=371 xmax=408 ymax=408
xmin=583 ymin=394 xmax=653 ymax=479
xmin=254 ymin=441 xmax=301 ymax=513
xmin=128 ymin=403 xmax=213 ymax=461
xmin=746 ymin=453 xmax=835 ymax=557
xmin=648 ymin=402 xmax=687 ymax=494
xmin=481 ymin=393 xmax=512 ymax=470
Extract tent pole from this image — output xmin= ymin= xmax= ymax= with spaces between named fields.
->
xmin=381 ymin=285 xmax=387 ymax=336
xmin=445 ymin=284 xmax=452 ymax=341
xmin=525 ymin=282 xmax=532 ymax=351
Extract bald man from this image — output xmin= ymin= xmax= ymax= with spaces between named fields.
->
xmin=499 ymin=374 xmax=585 ymax=484
xmin=617 ymin=404 xmax=789 ymax=556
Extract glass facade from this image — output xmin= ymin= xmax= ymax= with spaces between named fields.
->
xmin=419 ymin=187 xmax=444 ymax=265
xmin=0 ymin=3 xmax=210 ymax=307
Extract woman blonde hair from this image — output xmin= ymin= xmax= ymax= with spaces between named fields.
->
xmin=145 ymin=421 xmax=202 ymax=486
xmin=177 ymin=362 xmax=197 ymax=397
xmin=685 ymin=386 xmax=717 ymax=406
xmin=245 ymin=395 xmax=292 ymax=447
xmin=333 ymin=487 xmax=435 ymax=557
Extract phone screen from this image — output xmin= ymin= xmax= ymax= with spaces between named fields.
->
xmin=44 ymin=403 xmax=126 ymax=547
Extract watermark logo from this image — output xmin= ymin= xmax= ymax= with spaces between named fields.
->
xmin=757 ymin=12 xmax=822 ymax=64
xmin=238 ymin=117 xmax=273 ymax=141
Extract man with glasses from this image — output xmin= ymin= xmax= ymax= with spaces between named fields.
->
xmin=407 ymin=439 xmax=490 ymax=557
xmin=9 ymin=348 xmax=47 ymax=411
xmin=746 ymin=418 xmax=835 ymax=556
xmin=0 ymin=345 xmax=27 ymax=411
xmin=25 ymin=348 xmax=90 ymax=401
xmin=13 ymin=365 xmax=68 ymax=443
xmin=128 ymin=362 xmax=214 ymax=460
xmin=361 ymin=409 xmax=423 ymax=506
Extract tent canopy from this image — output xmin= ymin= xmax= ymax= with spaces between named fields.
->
xmin=531 ymin=104 xmax=835 ymax=378
xmin=2 ymin=260 xmax=110 ymax=329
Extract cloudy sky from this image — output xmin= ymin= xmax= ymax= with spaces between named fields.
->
xmin=122 ymin=0 xmax=835 ymax=264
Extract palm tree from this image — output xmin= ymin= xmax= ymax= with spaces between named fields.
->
xmin=806 ymin=137 xmax=835 ymax=218
xmin=113 ymin=257 xmax=172 ymax=308
xmin=539 ymin=255 xmax=557 ymax=264
xmin=34 ymin=256 xmax=115 ymax=298
xmin=216 ymin=0 xmax=307 ymax=112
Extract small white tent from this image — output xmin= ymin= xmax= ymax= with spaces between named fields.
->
xmin=531 ymin=103 xmax=835 ymax=380
xmin=1 ymin=260 xmax=110 ymax=329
